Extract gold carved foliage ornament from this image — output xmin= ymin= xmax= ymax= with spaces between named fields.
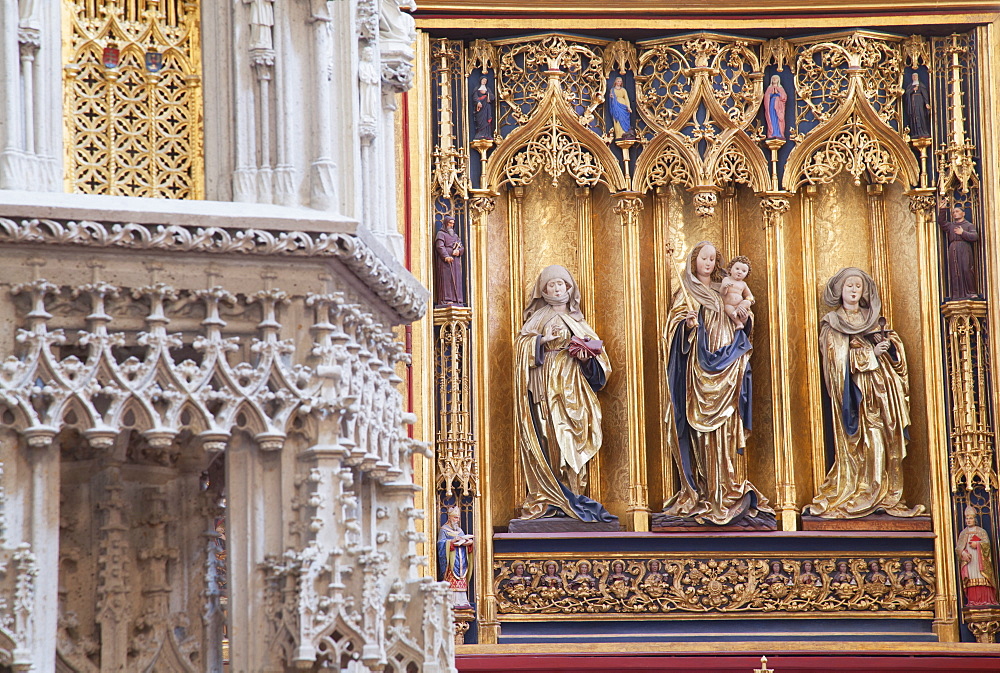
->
xmin=493 ymin=556 xmax=936 ymax=617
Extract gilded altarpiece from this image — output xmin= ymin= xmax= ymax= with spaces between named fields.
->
xmin=412 ymin=19 xmax=1000 ymax=648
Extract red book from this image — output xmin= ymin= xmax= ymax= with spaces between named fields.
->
xmin=568 ymin=336 xmax=603 ymax=358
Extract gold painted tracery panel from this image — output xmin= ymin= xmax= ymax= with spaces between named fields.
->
xmin=65 ymin=0 xmax=203 ymax=199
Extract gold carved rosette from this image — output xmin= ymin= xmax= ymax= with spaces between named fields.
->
xmin=64 ymin=0 xmax=203 ymax=198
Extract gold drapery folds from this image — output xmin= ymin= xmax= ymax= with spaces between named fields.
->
xmin=515 ymin=265 xmax=611 ymax=519
xmin=809 ymin=268 xmax=924 ymax=519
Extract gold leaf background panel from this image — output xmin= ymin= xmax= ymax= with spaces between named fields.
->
xmin=779 ymin=193 xmax=820 ymax=510
xmin=487 ymin=194 xmax=516 ymax=528
xmin=736 ymin=187 xmax=777 ymax=502
xmin=521 ymin=175 xmax=583 ymax=293
xmin=884 ymin=181 xmax=930 ymax=509
xmin=64 ymin=0 xmax=203 ymax=199
xmin=591 ymin=187 xmax=631 ymax=521
xmin=808 ymin=176 xmax=929 ymax=510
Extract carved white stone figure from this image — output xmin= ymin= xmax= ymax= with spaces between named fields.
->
xmin=243 ymin=0 xmax=274 ymax=50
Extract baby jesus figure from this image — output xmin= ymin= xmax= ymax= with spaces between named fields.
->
xmin=720 ymin=255 xmax=755 ymax=330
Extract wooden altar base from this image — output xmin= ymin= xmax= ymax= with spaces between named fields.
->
xmin=507 ymin=516 xmax=621 ymax=533
xmin=801 ymin=514 xmax=932 ymax=532
xmin=455 ymin=648 xmax=1000 ymax=673
xmin=651 ymin=511 xmax=777 ymax=532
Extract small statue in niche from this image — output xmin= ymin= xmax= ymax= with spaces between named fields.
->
xmin=807 ymin=268 xmax=925 ymax=520
xmin=831 ymin=561 xmax=856 ymax=586
xmin=437 ymin=506 xmax=474 ymax=608
xmin=434 ymin=215 xmax=465 ymax=306
xmin=641 ymin=560 xmax=667 ymax=598
xmin=720 ymin=255 xmax=755 ymax=331
xmin=472 ymin=76 xmax=494 ymax=140
xmin=359 ymin=45 xmax=381 ymax=138
xmin=938 ymin=197 xmax=980 ymax=299
xmin=243 ymin=0 xmax=275 ymax=51
xmin=864 ymin=560 xmax=890 ymax=585
xmin=763 ymin=74 xmax=788 ymax=140
xmin=796 ymin=561 xmax=821 ymax=586
xmin=514 ymin=265 xmax=615 ymax=524
xmin=897 ymin=560 xmax=923 ymax=588
xmin=661 ymin=242 xmax=773 ymax=526
xmin=608 ymin=76 xmax=634 ymax=140
xmin=539 ymin=561 xmax=565 ymax=601
xmin=903 ymin=72 xmax=932 ymax=139
xmin=764 ymin=561 xmax=791 ymax=586
xmin=958 ymin=505 xmax=999 ymax=606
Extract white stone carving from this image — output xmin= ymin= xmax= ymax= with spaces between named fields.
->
xmin=0 ymin=217 xmax=427 ymax=321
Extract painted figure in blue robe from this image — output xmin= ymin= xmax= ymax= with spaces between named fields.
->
xmin=514 ymin=265 xmax=615 ymax=523
xmin=608 ymin=76 xmax=634 ymax=140
xmin=807 ymin=268 xmax=924 ymax=519
xmin=661 ymin=242 xmax=773 ymax=525
xmin=437 ymin=506 xmax=474 ymax=608
xmin=763 ymin=74 xmax=787 ymax=140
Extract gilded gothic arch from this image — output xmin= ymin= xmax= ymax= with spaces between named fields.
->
xmin=484 ymin=70 xmax=627 ymax=193
xmin=783 ymin=40 xmax=920 ymax=191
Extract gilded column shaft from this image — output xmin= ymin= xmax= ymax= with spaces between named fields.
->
xmin=800 ymin=185 xmax=827 ymax=495
xmin=721 ymin=185 xmax=739 ymax=259
xmin=577 ymin=187 xmax=596 ymax=317
xmin=652 ymin=186 xmax=677 ymax=504
xmin=614 ymin=193 xmax=650 ymax=531
xmin=576 ymin=185 xmax=601 ymax=502
xmin=406 ymin=31 xmax=437 ymax=576
xmin=469 ymin=190 xmax=499 ymax=643
xmin=508 ymin=186 xmax=527 ymax=511
xmin=910 ymin=192 xmax=959 ymax=642
xmin=978 ymin=19 xmax=1000 ymax=496
xmin=762 ymin=194 xmax=798 ymax=530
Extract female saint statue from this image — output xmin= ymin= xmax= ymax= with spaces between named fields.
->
xmin=763 ymin=74 xmax=787 ymax=140
xmin=661 ymin=242 xmax=773 ymax=525
xmin=808 ymin=268 xmax=924 ymax=519
xmin=514 ymin=265 xmax=615 ymax=522
xmin=608 ymin=76 xmax=634 ymax=140
xmin=903 ymin=72 xmax=932 ymax=139
xmin=472 ymin=76 xmax=494 ymax=140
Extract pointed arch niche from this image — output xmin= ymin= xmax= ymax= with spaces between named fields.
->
xmin=779 ymin=59 xmax=939 ymax=520
xmin=478 ymin=68 xmax=644 ymax=527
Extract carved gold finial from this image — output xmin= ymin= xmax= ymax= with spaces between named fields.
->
xmin=937 ymin=34 xmax=979 ymax=195
xmin=754 ymin=655 xmax=774 ymax=673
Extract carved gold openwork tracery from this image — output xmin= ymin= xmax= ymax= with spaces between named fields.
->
xmin=64 ymin=0 xmax=204 ymax=198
